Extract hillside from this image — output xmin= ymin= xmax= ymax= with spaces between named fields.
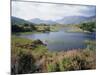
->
xmin=11 ymin=16 xmax=33 ymax=25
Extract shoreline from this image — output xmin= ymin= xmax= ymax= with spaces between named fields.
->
xmin=11 ymin=36 xmax=96 ymax=74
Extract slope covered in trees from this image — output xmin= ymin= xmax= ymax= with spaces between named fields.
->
xmin=80 ymin=21 xmax=96 ymax=32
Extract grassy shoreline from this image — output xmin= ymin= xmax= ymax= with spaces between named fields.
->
xmin=11 ymin=36 xmax=96 ymax=74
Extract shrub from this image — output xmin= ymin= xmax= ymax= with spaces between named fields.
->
xmin=47 ymin=62 xmax=60 ymax=72
xmin=11 ymin=51 xmax=36 ymax=74
xmin=80 ymin=22 xmax=96 ymax=32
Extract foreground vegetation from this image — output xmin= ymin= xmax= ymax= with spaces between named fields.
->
xmin=11 ymin=36 xmax=96 ymax=74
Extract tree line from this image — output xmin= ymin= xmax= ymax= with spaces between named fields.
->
xmin=80 ymin=21 xmax=96 ymax=32
xmin=11 ymin=23 xmax=50 ymax=33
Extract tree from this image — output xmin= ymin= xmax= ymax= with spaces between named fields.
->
xmin=24 ymin=23 xmax=29 ymax=27
xmin=80 ymin=21 xmax=96 ymax=32
xmin=12 ymin=25 xmax=24 ymax=32
xmin=30 ymin=24 xmax=36 ymax=30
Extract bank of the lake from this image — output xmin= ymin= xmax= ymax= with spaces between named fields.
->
xmin=11 ymin=36 xmax=96 ymax=74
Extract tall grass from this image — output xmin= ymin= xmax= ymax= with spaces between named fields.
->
xmin=11 ymin=36 xmax=96 ymax=74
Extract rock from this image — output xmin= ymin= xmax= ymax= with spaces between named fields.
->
xmin=32 ymin=39 xmax=43 ymax=45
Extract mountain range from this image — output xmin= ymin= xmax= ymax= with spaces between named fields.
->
xmin=56 ymin=16 xmax=96 ymax=24
xmin=29 ymin=18 xmax=56 ymax=24
xmin=29 ymin=16 xmax=95 ymax=24
xmin=11 ymin=15 xmax=96 ymax=25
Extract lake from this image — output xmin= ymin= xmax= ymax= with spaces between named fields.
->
xmin=18 ymin=31 xmax=96 ymax=51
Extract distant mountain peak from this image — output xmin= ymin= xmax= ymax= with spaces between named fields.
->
xmin=56 ymin=15 xmax=95 ymax=24
xmin=29 ymin=18 xmax=57 ymax=24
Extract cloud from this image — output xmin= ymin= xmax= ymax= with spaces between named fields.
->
xmin=78 ymin=6 xmax=96 ymax=17
xmin=12 ymin=1 xmax=96 ymax=21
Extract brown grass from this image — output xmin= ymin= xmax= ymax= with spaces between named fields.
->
xmin=11 ymin=37 xmax=96 ymax=74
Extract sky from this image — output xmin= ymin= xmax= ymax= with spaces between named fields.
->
xmin=12 ymin=1 xmax=96 ymax=21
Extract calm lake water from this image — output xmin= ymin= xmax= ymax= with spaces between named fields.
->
xmin=19 ymin=31 xmax=96 ymax=51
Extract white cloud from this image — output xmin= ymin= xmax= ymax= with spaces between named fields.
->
xmin=12 ymin=1 xmax=96 ymax=21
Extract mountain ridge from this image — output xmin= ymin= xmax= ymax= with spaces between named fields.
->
xmin=12 ymin=15 xmax=96 ymax=25
xmin=29 ymin=18 xmax=57 ymax=24
xmin=29 ymin=16 xmax=96 ymax=24
xmin=11 ymin=16 xmax=33 ymax=25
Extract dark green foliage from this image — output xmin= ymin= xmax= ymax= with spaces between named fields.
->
xmin=12 ymin=25 xmax=23 ymax=32
xmin=45 ymin=26 xmax=50 ymax=31
xmin=80 ymin=22 xmax=96 ymax=32
xmin=30 ymin=24 xmax=37 ymax=30
xmin=11 ymin=23 xmax=36 ymax=32
xmin=23 ymin=23 xmax=29 ymax=27
xmin=11 ymin=23 xmax=51 ymax=33
xmin=17 ymin=51 xmax=36 ymax=74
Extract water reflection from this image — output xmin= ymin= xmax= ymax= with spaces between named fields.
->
xmin=19 ymin=31 xmax=95 ymax=51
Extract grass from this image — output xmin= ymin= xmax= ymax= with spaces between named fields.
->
xmin=84 ymin=40 xmax=96 ymax=51
xmin=12 ymin=31 xmax=47 ymax=36
xmin=11 ymin=36 xmax=96 ymax=74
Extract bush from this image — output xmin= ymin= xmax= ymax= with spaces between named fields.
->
xmin=11 ymin=23 xmax=36 ymax=33
xmin=11 ymin=51 xmax=36 ymax=74
xmin=85 ymin=40 xmax=96 ymax=51
xmin=47 ymin=62 xmax=60 ymax=72
xmin=80 ymin=22 xmax=96 ymax=32
xmin=46 ymin=50 xmax=96 ymax=72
